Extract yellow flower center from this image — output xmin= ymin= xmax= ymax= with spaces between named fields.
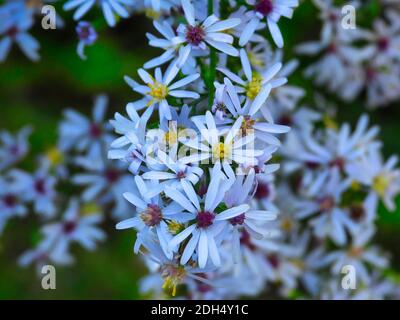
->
xmin=144 ymin=8 xmax=161 ymax=20
xmin=350 ymin=180 xmax=361 ymax=191
xmin=81 ymin=202 xmax=101 ymax=216
xmin=161 ymin=265 xmax=186 ymax=297
xmin=167 ymin=220 xmax=185 ymax=235
xmin=148 ymin=81 xmax=169 ymax=101
xmin=373 ymin=174 xmax=390 ymax=197
xmin=46 ymin=147 xmax=63 ymax=166
xmin=348 ymin=246 xmax=363 ymax=258
xmin=163 ymin=131 xmax=178 ymax=145
xmin=245 ymin=74 xmax=263 ymax=99
xmin=281 ymin=217 xmax=293 ymax=232
xmin=323 ymin=114 xmax=338 ymax=131
xmin=212 ymin=142 xmax=231 ymax=160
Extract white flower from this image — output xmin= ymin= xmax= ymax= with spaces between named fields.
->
xmin=0 ymin=126 xmax=31 ymax=171
xmin=294 ymin=168 xmax=357 ymax=245
xmin=124 ymin=64 xmax=200 ymax=122
xmin=346 ymin=147 xmax=400 ymax=212
xmin=117 ymin=176 xmax=186 ymax=259
xmin=59 ymin=95 xmax=114 ymax=159
xmin=63 ymin=0 xmax=134 ymax=27
xmin=72 ymin=157 xmax=135 ymax=219
xmin=218 ymin=49 xmax=286 ymax=104
xmin=171 ymin=0 xmax=241 ymax=60
xmin=223 ymin=77 xmax=290 ymax=146
xmin=166 ymin=163 xmax=250 ymax=268
xmin=0 ymin=1 xmax=40 ymax=62
xmin=10 ymin=161 xmax=57 ymax=217
xmin=239 ymin=0 xmax=299 ymax=48
xmin=20 ymin=198 xmax=106 ymax=266
xmin=183 ymin=111 xmax=263 ymax=179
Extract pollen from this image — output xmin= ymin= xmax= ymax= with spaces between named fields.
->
xmin=241 ymin=116 xmax=255 ymax=135
xmin=144 ymin=8 xmax=161 ymax=20
xmin=167 ymin=220 xmax=185 ymax=235
xmin=140 ymin=204 xmax=163 ymax=226
xmin=323 ymin=114 xmax=338 ymax=131
xmin=281 ymin=217 xmax=293 ymax=232
xmin=212 ymin=142 xmax=231 ymax=160
xmin=46 ymin=147 xmax=63 ymax=166
xmin=245 ymin=74 xmax=263 ymax=99
xmin=372 ymin=174 xmax=390 ymax=197
xmin=148 ymin=82 xmax=169 ymax=101
xmin=161 ymin=265 xmax=186 ymax=297
xmin=164 ymin=131 xmax=178 ymax=145
xmin=81 ymin=202 xmax=101 ymax=216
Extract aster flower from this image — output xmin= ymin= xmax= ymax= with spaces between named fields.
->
xmin=218 ymin=49 xmax=286 ymax=104
xmin=72 ymin=157 xmax=135 ymax=219
xmin=63 ymin=0 xmax=135 ymax=27
xmin=10 ymin=161 xmax=57 ymax=218
xmin=0 ymin=176 xmax=27 ymax=234
xmin=183 ymin=111 xmax=263 ymax=179
xmin=166 ymin=163 xmax=250 ymax=268
xmin=142 ymin=150 xmax=203 ymax=191
xmin=116 ymin=176 xmax=187 ymax=259
xmin=223 ymin=77 xmax=290 ymax=146
xmin=171 ymin=0 xmax=241 ymax=59
xmin=239 ymin=0 xmax=299 ymax=48
xmin=76 ymin=21 xmax=97 ymax=60
xmin=0 ymin=1 xmax=40 ymax=62
xmin=59 ymin=95 xmax=114 ymax=159
xmin=324 ymin=227 xmax=388 ymax=286
xmin=0 ymin=126 xmax=31 ymax=171
xmin=20 ymin=198 xmax=105 ymax=266
xmin=294 ymin=168 xmax=357 ymax=245
xmin=346 ymin=147 xmax=400 ymax=212
xmin=224 ymin=170 xmax=277 ymax=252
xmin=124 ymin=64 xmax=200 ymax=122
xmin=108 ymin=102 xmax=154 ymax=174
xmin=136 ymin=232 xmax=216 ymax=297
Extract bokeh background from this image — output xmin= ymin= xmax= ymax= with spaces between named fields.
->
xmin=0 ymin=0 xmax=399 ymax=299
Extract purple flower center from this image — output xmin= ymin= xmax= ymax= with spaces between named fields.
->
xmin=306 ymin=161 xmax=319 ymax=170
xmin=104 ymin=169 xmax=121 ymax=183
xmin=63 ymin=221 xmax=77 ymax=234
xmin=329 ymin=157 xmax=345 ymax=171
xmin=34 ymin=179 xmax=46 ymax=194
xmin=377 ymin=37 xmax=389 ymax=51
xmin=350 ymin=205 xmax=365 ymax=221
xmin=141 ymin=204 xmax=163 ymax=226
xmin=318 ymin=196 xmax=335 ymax=212
xmin=176 ymin=171 xmax=186 ymax=180
xmin=89 ymin=123 xmax=102 ymax=138
xmin=278 ymin=114 xmax=293 ymax=126
xmin=3 ymin=194 xmax=17 ymax=208
xmin=254 ymin=181 xmax=270 ymax=199
xmin=76 ymin=22 xmax=97 ymax=44
xmin=267 ymin=254 xmax=280 ymax=269
xmin=255 ymin=0 xmax=273 ymax=16
xmin=7 ymin=26 xmax=18 ymax=38
xmin=196 ymin=211 xmax=215 ymax=228
xmin=240 ymin=230 xmax=256 ymax=251
xmin=185 ymin=25 xmax=205 ymax=46
xmin=366 ymin=67 xmax=376 ymax=81
xmin=10 ymin=145 xmax=20 ymax=156
xmin=230 ymin=213 xmax=246 ymax=226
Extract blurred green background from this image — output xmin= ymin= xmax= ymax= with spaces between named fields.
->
xmin=0 ymin=0 xmax=399 ymax=299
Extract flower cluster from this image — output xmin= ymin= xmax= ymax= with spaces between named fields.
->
xmin=296 ymin=0 xmax=400 ymax=108
xmin=0 ymin=96 xmax=135 ymax=271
